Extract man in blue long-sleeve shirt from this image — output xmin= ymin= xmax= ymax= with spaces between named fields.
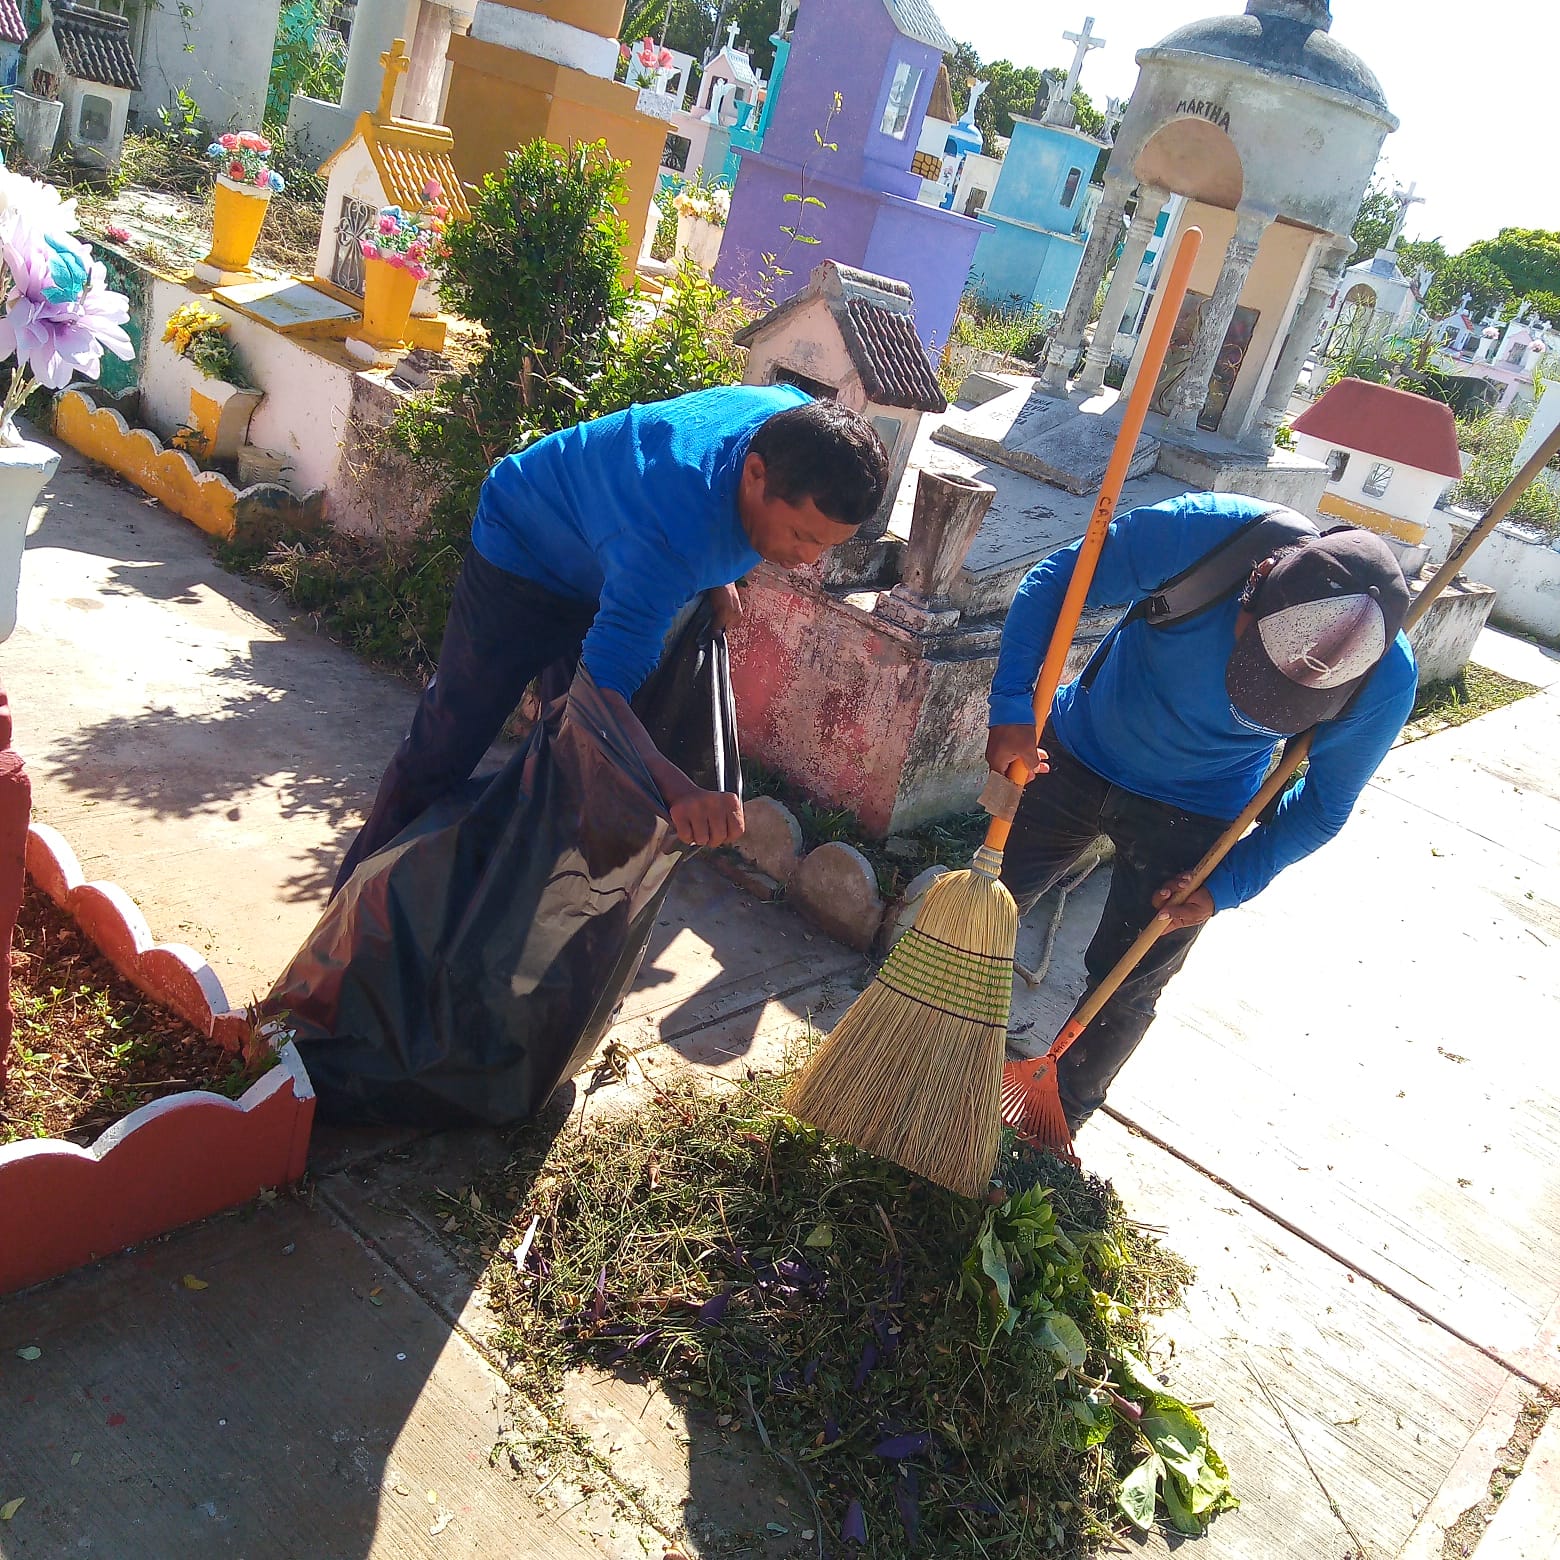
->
xmin=987 ymin=492 xmax=1417 ymax=1132
xmin=334 ymin=386 xmax=889 ymax=894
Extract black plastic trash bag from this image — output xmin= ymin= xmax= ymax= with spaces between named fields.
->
xmin=265 ymin=611 xmax=737 ymax=1127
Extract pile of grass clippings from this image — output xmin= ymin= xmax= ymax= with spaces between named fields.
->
xmin=456 ymin=1070 xmax=1236 ymax=1555
xmin=2 ymin=886 xmax=271 ymax=1145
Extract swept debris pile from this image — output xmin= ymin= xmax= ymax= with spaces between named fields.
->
xmin=460 ymin=1071 xmax=1236 ymax=1555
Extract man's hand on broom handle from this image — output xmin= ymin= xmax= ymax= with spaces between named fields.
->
xmin=1152 ymin=872 xmax=1215 ymax=931
xmin=986 ymin=724 xmax=1050 ymax=782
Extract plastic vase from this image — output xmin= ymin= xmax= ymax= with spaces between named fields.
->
xmin=359 ymin=256 xmax=419 ymax=349
xmin=204 ymin=177 xmax=272 ymax=275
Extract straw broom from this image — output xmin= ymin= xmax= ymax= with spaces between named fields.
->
xmin=1001 ymin=409 xmax=1560 ymax=1164
xmin=785 ymin=227 xmax=1207 ymax=1198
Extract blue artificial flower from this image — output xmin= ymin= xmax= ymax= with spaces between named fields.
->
xmin=41 ymin=232 xmax=89 ymax=304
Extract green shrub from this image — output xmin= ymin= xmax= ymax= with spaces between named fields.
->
xmin=224 ymin=139 xmax=749 ymax=680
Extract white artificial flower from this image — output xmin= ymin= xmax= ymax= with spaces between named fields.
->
xmin=0 ymin=162 xmax=80 ymax=236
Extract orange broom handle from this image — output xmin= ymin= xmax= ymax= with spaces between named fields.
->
xmin=1048 ymin=411 xmax=1560 ymax=1060
xmin=985 ymin=224 xmax=1204 ymax=853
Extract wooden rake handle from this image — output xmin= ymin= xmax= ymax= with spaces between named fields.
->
xmin=984 ymin=224 xmax=1205 ymax=854
xmin=1049 ymin=412 xmax=1560 ymax=1063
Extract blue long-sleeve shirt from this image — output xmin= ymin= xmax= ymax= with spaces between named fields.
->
xmin=470 ymin=384 xmax=809 ymax=697
xmin=990 ymin=492 xmax=1418 ymax=911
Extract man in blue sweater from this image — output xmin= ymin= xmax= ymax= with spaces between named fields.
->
xmin=988 ymin=492 xmax=1417 ymax=1133
xmin=335 ymin=386 xmax=889 ymax=893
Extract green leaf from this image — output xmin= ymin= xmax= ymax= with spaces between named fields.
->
xmin=1035 ymin=1311 xmax=1087 ymax=1369
xmin=1191 ymin=1442 xmax=1237 ymax=1516
xmin=1059 ymin=1393 xmax=1113 ymax=1449
xmin=803 ymin=1224 xmax=833 ymax=1248
xmin=1160 ymin=1468 xmax=1202 ymax=1534
xmin=800 ymin=196 xmax=826 ymax=208
xmin=1142 ymin=1399 xmax=1208 ymax=1485
xmin=1112 ymin=1347 xmax=1164 ymax=1403
xmin=782 ymin=192 xmax=803 ymax=203
xmin=1118 ymin=1453 xmax=1163 ymax=1532
xmin=16 ymin=1346 xmax=40 ymax=1362
xmin=0 ymin=1498 xmax=22 ymax=1522
xmin=795 ymin=235 xmax=822 ymax=245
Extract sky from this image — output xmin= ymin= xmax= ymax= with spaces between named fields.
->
xmin=950 ymin=1 xmax=1559 ymax=255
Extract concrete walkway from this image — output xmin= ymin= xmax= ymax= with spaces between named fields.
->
xmin=3 ymin=441 xmax=1558 ymax=1557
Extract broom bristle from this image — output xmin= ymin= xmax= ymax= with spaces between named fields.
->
xmin=999 ymin=1056 xmax=1075 ymax=1160
xmin=784 ymin=853 xmax=1017 ymax=1199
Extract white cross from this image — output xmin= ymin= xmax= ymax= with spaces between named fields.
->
xmin=1060 ymin=16 xmax=1105 ymax=100
xmin=1386 ymin=180 xmax=1425 ymax=251
xmin=726 ymin=20 xmax=740 ymax=50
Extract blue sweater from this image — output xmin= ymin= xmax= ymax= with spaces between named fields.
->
xmin=990 ymin=493 xmax=1418 ymax=911
xmin=471 ymin=385 xmax=809 ymax=697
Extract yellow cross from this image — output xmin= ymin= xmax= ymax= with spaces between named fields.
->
xmin=377 ymin=38 xmax=411 ymax=121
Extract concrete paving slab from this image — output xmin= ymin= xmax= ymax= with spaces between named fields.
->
xmin=1470 ymin=1407 xmax=1560 ymax=1559
xmin=0 ymin=1198 xmax=629 ymax=1559
xmin=1083 ymin=1117 xmax=1518 ymax=1559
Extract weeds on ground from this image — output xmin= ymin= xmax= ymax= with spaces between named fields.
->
xmin=1399 ymin=663 xmax=1539 ymax=743
xmin=439 ymin=1069 xmax=1232 ymax=1554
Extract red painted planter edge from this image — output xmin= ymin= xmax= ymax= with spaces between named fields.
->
xmin=2 ymin=821 xmax=316 ymax=1295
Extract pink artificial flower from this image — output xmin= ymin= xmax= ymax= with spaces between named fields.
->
xmin=0 ymin=221 xmax=132 ymax=389
xmin=359 ymin=239 xmax=376 ymax=258
xmin=105 ymin=224 xmax=131 ymax=243
xmin=619 ymin=44 xmax=631 ymax=62
xmin=657 ymin=47 xmax=673 ymax=68
xmin=228 ymin=161 xmax=244 ymax=180
xmin=377 ymin=216 xmax=397 ymax=234
xmin=422 ymin=177 xmax=443 ymax=203
xmin=254 ymin=171 xmax=270 ymax=188
xmin=219 ymin=132 xmax=238 ymax=149
xmin=237 ymin=131 xmax=268 ymax=151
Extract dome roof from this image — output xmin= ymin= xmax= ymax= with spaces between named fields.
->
xmin=1142 ymin=9 xmax=1392 ymax=119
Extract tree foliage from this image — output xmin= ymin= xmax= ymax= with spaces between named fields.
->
xmin=1463 ymin=229 xmax=1560 ymax=303
xmin=946 ymin=41 xmax=1109 ymax=145
xmin=1350 ymin=181 xmax=1397 ymax=263
xmin=621 ymin=0 xmax=781 ymax=83
xmin=1424 ymin=252 xmax=1514 ymax=321
xmin=266 ymin=0 xmax=346 ymax=125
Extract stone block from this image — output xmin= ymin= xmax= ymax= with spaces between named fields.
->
xmin=1407 ymin=576 xmax=1498 ymax=686
xmin=735 ymin=796 xmax=805 ymax=886
xmin=880 ymin=864 xmax=948 ymax=953
xmin=787 ymin=841 xmax=886 ymax=953
xmin=708 ymin=850 xmax=783 ymax=903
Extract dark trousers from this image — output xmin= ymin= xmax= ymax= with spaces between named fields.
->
xmin=1002 ymin=725 xmax=1229 ymax=1131
xmin=333 ymin=549 xmax=598 ymax=896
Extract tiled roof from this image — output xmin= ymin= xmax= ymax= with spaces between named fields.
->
xmin=1292 ymin=377 xmax=1462 ymax=480
xmin=735 ymin=260 xmax=946 ymax=413
xmin=882 ymin=0 xmax=955 ymax=54
xmin=51 ymin=2 xmax=141 ymax=90
xmin=927 ymin=64 xmax=955 ymax=122
xmin=0 ymin=1 xmax=25 ymax=47
xmin=318 ymin=113 xmax=471 ymax=222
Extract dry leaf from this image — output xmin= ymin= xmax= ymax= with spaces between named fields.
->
xmin=70 ymin=1453 xmax=82 ymax=1467
xmin=16 ymin=1346 xmax=40 ymax=1361
xmin=442 ymin=1214 xmax=459 ymax=1232
xmin=182 ymin=1275 xmax=209 ymax=1291
xmin=1 ymin=1498 xmax=22 ymax=1521
xmin=393 ymin=1483 xmax=411 ymax=1497
xmin=426 ymin=1490 xmax=438 ymax=1504
xmin=430 ymin=1509 xmax=452 ymax=1536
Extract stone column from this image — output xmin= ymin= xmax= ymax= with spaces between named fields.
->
xmin=1076 ymin=185 xmax=1168 ymax=397
xmin=1160 ymin=204 xmax=1275 ymax=434
xmin=1247 ymin=242 xmax=1352 ymax=450
xmin=1040 ymin=173 xmax=1134 ymax=397
xmin=341 ymin=0 xmax=414 ymax=119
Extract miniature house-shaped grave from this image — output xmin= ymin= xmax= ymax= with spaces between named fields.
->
xmin=21 ymin=0 xmax=141 ymax=169
xmin=735 ymin=259 xmax=946 ymax=541
xmin=313 ymin=38 xmax=470 ymax=327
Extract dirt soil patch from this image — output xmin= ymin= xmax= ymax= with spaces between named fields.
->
xmin=2 ymin=885 xmax=264 ymax=1146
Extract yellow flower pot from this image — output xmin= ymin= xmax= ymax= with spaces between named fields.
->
xmin=358 ymin=256 xmax=420 ymax=351
xmin=202 ymin=177 xmax=272 ymax=276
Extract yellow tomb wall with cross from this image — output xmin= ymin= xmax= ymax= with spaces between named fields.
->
xmin=442 ymin=0 xmax=666 ymax=274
